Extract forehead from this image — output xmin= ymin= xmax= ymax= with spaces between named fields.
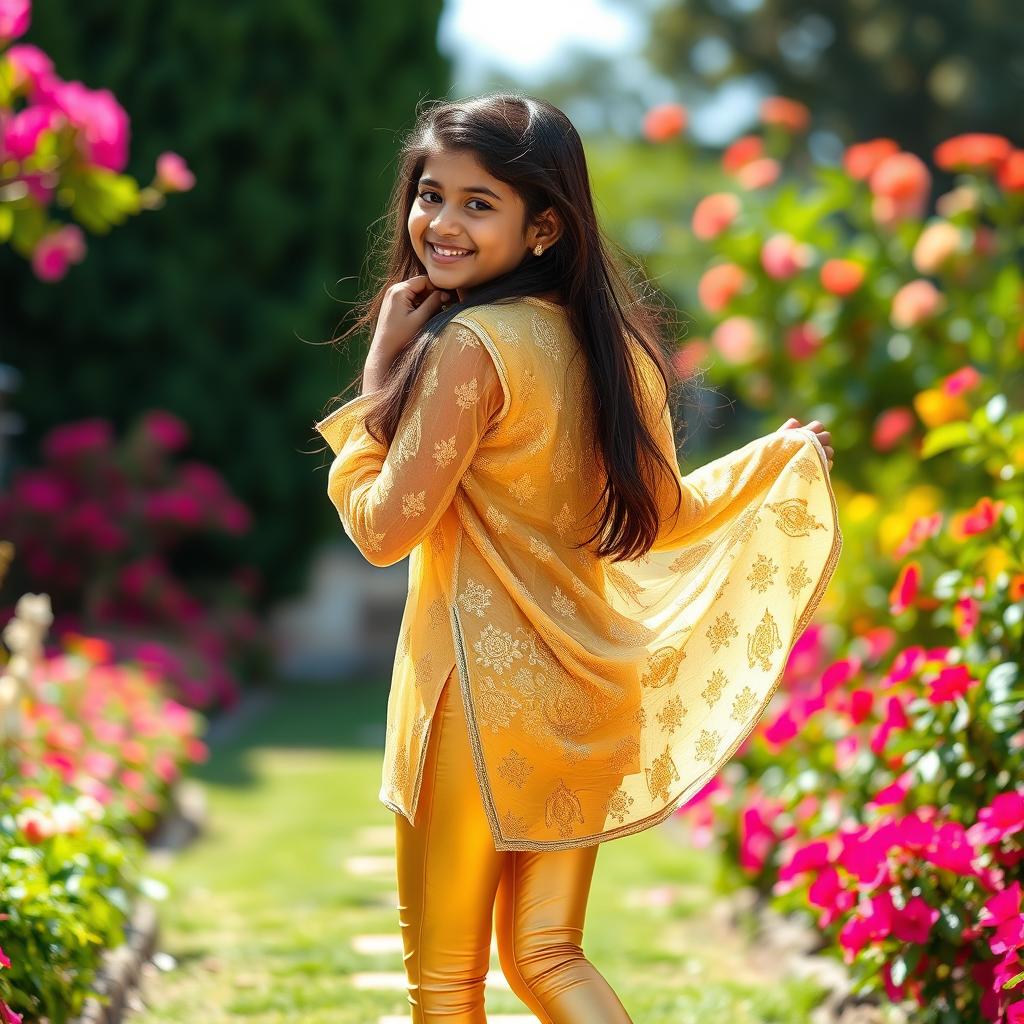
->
xmin=420 ymin=149 xmax=502 ymax=191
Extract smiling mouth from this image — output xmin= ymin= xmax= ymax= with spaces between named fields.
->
xmin=428 ymin=242 xmax=475 ymax=258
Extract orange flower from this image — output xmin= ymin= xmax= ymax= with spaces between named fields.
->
xmin=736 ymin=157 xmax=780 ymax=190
xmin=843 ymin=139 xmax=900 ymax=181
xmin=890 ymin=279 xmax=945 ymax=329
xmin=722 ymin=134 xmax=763 ymax=173
xmin=643 ymin=103 xmax=688 ymax=142
xmin=1009 ymin=574 xmax=1024 ymax=602
xmin=760 ymin=96 xmax=810 ymax=133
xmin=997 ymin=150 xmax=1024 ymax=192
xmin=913 ymin=387 xmax=969 ymax=428
xmin=761 ymin=232 xmax=813 ymax=279
xmin=697 ymin=262 xmax=747 ymax=312
xmin=820 ymin=259 xmax=866 ymax=296
xmin=869 ymin=152 xmax=931 ymax=225
xmin=933 ymin=133 xmax=1013 ymax=173
xmin=691 ymin=192 xmax=741 ymax=240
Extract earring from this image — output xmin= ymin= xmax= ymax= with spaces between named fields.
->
xmin=533 ymin=243 xmax=544 ymax=256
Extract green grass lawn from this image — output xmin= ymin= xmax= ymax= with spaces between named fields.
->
xmin=133 ymin=680 xmax=828 ymax=1023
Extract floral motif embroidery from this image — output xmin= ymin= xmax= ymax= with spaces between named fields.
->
xmin=706 ymin=611 xmax=739 ymax=653
xmin=395 ymin=407 xmax=421 ymax=463
xmin=501 ymin=809 xmax=528 ymax=838
xmin=473 ymin=622 xmax=522 ymax=675
xmin=484 ymin=505 xmax=509 ymax=534
xmin=730 ymin=685 xmax=758 ymax=722
xmin=552 ymin=502 xmax=575 ymax=542
xmin=701 ymin=668 xmax=727 ymax=708
xmin=787 ymin=560 xmax=812 ymax=599
xmin=454 ymin=324 xmax=481 ymax=351
xmin=645 ymin=744 xmax=681 ymax=801
xmin=641 ymin=644 xmax=687 ymax=689
xmin=550 ymin=432 xmax=577 ymax=482
xmin=493 ymin=317 xmax=520 ymax=346
xmin=508 ymin=473 xmax=538 ymax=504
xmin=498 ymin=748 xmax=534 ymax=789
xmin=551 ymin=585 xmax=577 ymax=619
xmin=427 ymin=597 xmax=447 ymax=632
xmin=746 ymin=552 xmax=778 ymax=593
xmin=422 ymin=362 xmax=439 ymax=398
xmin=433 ymin=435 xmax=458 ymax=469
xmin=455 ymin=377 xmax=480 ymax=410
xmin=458 ymin=577 xmax=493 ymax=618
xmin=477 ymin=675 xmax=523 ymax=733
xmin=401 ymin=491 xmax=426 ymax=519
xmin=531 ymin=311 xmax=560 ymax=358
xmin=793 ymin=452 xmax=821 ymax=484
xmin=656 ymin=695 xmax=687 ymax=735
xmin=528 ymin=536 xmax=555 ymax=562
xmin=603 ymin=786 xmax=635 ymax=825
xmin=694 ymin=727 xmax=722 ymax=766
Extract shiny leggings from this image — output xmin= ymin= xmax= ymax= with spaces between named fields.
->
xmin=394 ymin=667 xmax=634 ymax=1023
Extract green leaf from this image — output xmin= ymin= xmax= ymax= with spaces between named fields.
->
xmin=921 ymin=421 xmax=973 ymax=458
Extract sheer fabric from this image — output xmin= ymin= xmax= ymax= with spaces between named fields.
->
xmin=314 ymin=296 xmax=842 ymax=851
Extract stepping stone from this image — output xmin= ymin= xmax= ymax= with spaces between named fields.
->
xmin=344 ymin=854 xmax=396 ymax=876
xmin=353 ymin=970 xmax=511 ymax=991
xmin=352 ymin=934 xmax=404 ymax=955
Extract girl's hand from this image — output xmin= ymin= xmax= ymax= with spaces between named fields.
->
xmin=778 ymin=416 xmax=834 ymax=472
xmin=365 ymin=276 xmax=452 ymax=386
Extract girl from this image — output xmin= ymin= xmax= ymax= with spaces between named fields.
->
xmin=314 ymin=92 xmax=841 ymax=1023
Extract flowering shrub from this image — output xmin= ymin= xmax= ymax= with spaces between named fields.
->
xmin=0 ymin=633 xmax=206 ymax=1022
xmin=647 ymin=98 xmax=1024 ymax=1021
xmin=0 ymin=413 xmax=269 ymax=710
xmin=0 ymin=0 xmax=194 ymax=280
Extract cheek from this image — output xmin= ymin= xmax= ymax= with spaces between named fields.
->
xmin=408 ymin=207 xmax=428 ymax=244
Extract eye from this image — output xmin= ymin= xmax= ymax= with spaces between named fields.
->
xmin=417 ymin=191 xmax=491 ymax=212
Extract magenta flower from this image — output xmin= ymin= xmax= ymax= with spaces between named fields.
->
xmin=39 ymin=78 xmax=130 ymax=173
xmin=0 ymin=0 xmax=29 ymax=43
xmin=5 ymin=43 xmax=56 ymax=97
xmin=970 ymin=792 xmax=1024 ymax=846
xmin=30 ymin=223 xmax=87 ymax=281
xmin=926 ymin=663 xmax=976 ymax=704
xmin=1 ymin=103 xmax=60 ymax=160
xmin=140 ymin=410 xmax=190 ymax=452
xmin=42 ymin=417 xmax=113 ymax=460
xmin=155 ymin=150 xmax=195 ymax=192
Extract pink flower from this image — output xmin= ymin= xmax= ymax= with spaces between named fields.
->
xmin=722 ymin=135 xmax=763 ymax=173
xmin=891 ymin=895 xmax=939 ymax=943
xmin=30 ymin=224 xmax=87 ymax=282
xmin=761 ymin=232 xmax=813 ymax=279
xmin=5 ymin=43 xmax=56 ymax=97
xmin=872 ymin=407 xmax=916 ymax=451
xmin=143 ymin=490 xmax=205 ymax=527
xmin=784 ymin=322 xmax=822 ymax=360
xmin=12 ymin=469 xmax=68 ymax=513
xmin=843 ymin=138 xmax=900 ymax=181
xmin=890 ymin=279 xmax=946 ymax=329
xmin=140 ymin=409 xmax=191 ymax=451
xmin=42 ymin=418 xmax=113 ymax=460
xmin=710 ymin=315 xmax=764 ymax=364
xmin=2 ymin=103 xmax=60 ymax=160
xmin=39 ymin=79 xmax=131 ymax=172
xmin=889 ymin=561 xmax=920 ymax=615
xmin=926 ymin=664 xmax=976 ymax=704
xmin=970 ymin=793 xmax=1024 ymax=846
xmin=894 ymin=512 xmax=943 ymax=558
xmin=697 ymin=262 xmax=747 ymax=312
xmin=155 ymin=151 xmax=195 ymax=193
xmin=0 ymin=0 xmax=30 ymax=42
xmin=691 ymin=192 xmax=741 ymax=240
xmin=0 ymin=944 xmax=10 ymax=968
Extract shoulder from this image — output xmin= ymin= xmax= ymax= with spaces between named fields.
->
xmin=428 ymin=313 xmax=512 ymax=424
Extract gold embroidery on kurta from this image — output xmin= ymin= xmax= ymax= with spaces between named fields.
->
xmin=401 ymin=491 xmax=426 ymax=519
xmin=642 ymin=644 xmax=687 ymax=689
xmin=604 ymin=786 xmax=635 ymax=824
xmin=552 ymin=502 xmax=575 ymax=541
xmin=787 ymin=560 xmax=812 ymax=599
xmin=473 ymin=622 xmax=522 ymax=674
xmin=550 ymin=432 xmax=577 ymax=482
xmin=422 ymin=362 xmax=439 ymax=397
xmin=645 ymin=744 xmax=681 ymax=801
xmin=433 ymin=435 xmax=458 ymax=469
xmin=701 ymin=667 xmax=727 ymax=707
xmin=427 ymin=597 xmax=447 ymax=632
xmin=454 ymin=325 xmax=481 ymax=351
xmin=455 ymin=377 xmax=480 ymax=409
xmin=656 ymin=694 xmax=687 ymax=735
xmin=528 ymin=536 xmax=555 ymax=562
xmin=395 ymin=408 xmax=421 ymax=463
xmin=531 ymin=312 xmax=560 ymax=358
xmin=730 ymin=685 xmax=758 ymax=722
xmin=508 ymin=473 xmax=538 ymax=504
xmin=413 ymin=650 xmax=433 ymax=690
xmin=502 ymin=810 xmax=528 ymax=838
xmin=457 ymin=577 xmax=493 ymax=618
xmin=498 ymin=748 xmax=534 ymax=789
xmin=793 ymin=453 xmax=821 ymax=484
xmin=768 ymin=497 xmax=825 ymax=538
xmin=493 ymin=317 xmax=520 ymax=346
xmin=484 ymin=505 xmax=509 ymax=534
xmin=477 ymin=675 xmax=523 ymax=733
xmin=668 ymin=540 xmax=714 ymax=573
xmin=747 ymin=552 xmax=778 ymax=593
xmin=706 ymin=611 xmax=739 ymax=652
xmin=694 ymin=728 xmax=722 ymax=766
xmin=551 ymin=585 xmax=577 ymax=619
xmin=747 ymin=609 xmax=782 ymax=671
xmin=545 ymin=779 xmax=584 ymax=837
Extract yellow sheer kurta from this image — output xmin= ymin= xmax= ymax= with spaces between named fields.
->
xmin=314 ymin=296 xmax=842 ymax=851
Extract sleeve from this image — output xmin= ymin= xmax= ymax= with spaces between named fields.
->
xmin=313 ymin=319 xmax=507 ymax=567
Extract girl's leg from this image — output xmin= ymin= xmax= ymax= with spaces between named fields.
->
xmin=394 ymin=667 xmax=506 ymax=1022
xmin=494 ymin=843 xmax=634 ymax=1023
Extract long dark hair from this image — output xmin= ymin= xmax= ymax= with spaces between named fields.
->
xmin=320 ymin=91 xmax=702 ymax=563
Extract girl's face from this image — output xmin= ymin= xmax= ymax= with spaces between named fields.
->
xmin=409 ymin=148 xmax=558 ymax=302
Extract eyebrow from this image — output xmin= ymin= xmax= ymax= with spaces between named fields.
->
xmin=418 ymin=176 xmax=502 ymax=201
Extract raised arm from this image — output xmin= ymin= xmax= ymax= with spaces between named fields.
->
xmin=314 ymin=319 xmax=506 ymax=567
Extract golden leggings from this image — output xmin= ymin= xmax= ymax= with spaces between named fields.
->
xmin=394 ymin=667 xmax=634 ymax=1023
